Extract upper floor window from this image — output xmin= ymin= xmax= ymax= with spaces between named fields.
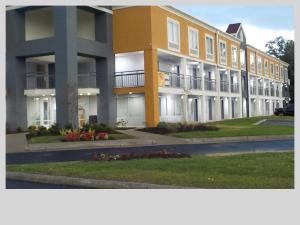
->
xmin=275 ymin=64 xmax=279 ymax=78
xmin=231 ymin=45 xmax=238 ymax=68
xmin=250 ymin=52 xmax=255 ymax=72
xmin=240 ymin=49 xmax=246 ymax=70
xmin=188 ymin=27 xmax=199 ymax=57
xmin=264 ymin=60 xmax=268 ymax=75
xmin=257 ymin=56 xmax=262 ymax=74
xmin=280 ymin=66 xmax=283 ymax=80
xmin=167 ymin=18 xmax=180 ymax=52
xmin=205 ymin=34 xmax=214 ymax=61
xmin=284 ymin=67 xmax=288 ymax=81
xmin=270 ymin=63 xmax=274 ymax=77
xmin=219 ymin=40 xmax=227 ymax=65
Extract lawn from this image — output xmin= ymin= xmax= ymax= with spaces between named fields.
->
xmin=171 ymin=116 xmax=294 ymax=138
xmin=7 ymin=152 xmax=294 ymax=188
xmin=28 ymin=133 xmax=134 ymax=144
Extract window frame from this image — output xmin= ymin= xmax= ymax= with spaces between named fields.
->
xmin=219 ymin=39 xmax=227 ymax=65
xmin=240 ymin=49 xmax=246 ymax=70
xmin=270 ymin=62 xmax=274 ymax=78
xmin=257 ymin=56 xmax=262 ymax=75
xmin=167 ymin=17 xmax=180 ymax=52
xmin=188 ymin=26 xmax=199 ymax=57
xmin=231 ymin=44 xmax=238 ymax=68
xmin=264 ymin=59 xmax=269 ymax=76
xmin=250 ymin=52 xmax=255 ymax=73
xmin=205 ymin=34 xmax=214 ymax=61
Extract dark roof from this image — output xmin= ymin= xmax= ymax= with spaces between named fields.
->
xmin=226 ymin=23 xmax=241 ymax=34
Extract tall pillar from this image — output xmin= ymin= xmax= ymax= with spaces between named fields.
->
xmin=215 ymin=67 xmax=221 ymax=121
xmin=181 ymin=58 xmax=188 ymax=122
xmin=144 ymin=49 xmax=159 ymax=127
xmin=54 ymin=6 xmax=78 ymax=128
xmin=96 ymin=56 xmax=116 ymax=125
xmin=6 ymin=10 xmax=27 ymax=131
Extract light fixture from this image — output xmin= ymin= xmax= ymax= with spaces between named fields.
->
xmin=188 ymin=98 xmax=193 ymax=102
xmin=51 ymin=94 xmax=55 ymax=96
xmin=35 ymin=97 xmax=39 ymax=101
xmin=42 ymin=94 xmax=46 ymax=97
xmin=87 ymin=93 xmax=91 ymax=96
xmin=129 ymin=92 xmax=132 ymax=95
xmin=213 ymin=97 xmax=216 ymax=101
xmin=181 ymin=95 xmax=184 ymax=99
xmin=253 ymin=99 xmax=256 ymax=103
xmin=197 ymin=64 xmax=201 ymax=69
xmin=79 ymin=93 xmax=83 ymax=96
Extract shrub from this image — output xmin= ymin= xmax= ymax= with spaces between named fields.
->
xmin=16 ymin=127 xmax=22 ymax=133
xmin=37 ymin=126 xmax=48 ymax=136
xmin=64 ymin=123 xmax=73 ymax=130
xmin=48 ymin=123 xmax=60 ymax=135
xmin=63 ymin=131 xmax=80 ymax=142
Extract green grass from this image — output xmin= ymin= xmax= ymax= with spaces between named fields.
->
xmin=28 ymin=133 xmax=134 ymax=144
xmin=7 ymin=152 xmax=294 ymax=188
xmin=171 ymin=116 xmax=294 ymax=138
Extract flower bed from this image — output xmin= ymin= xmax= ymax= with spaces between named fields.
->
xmin=61 ymin=129 xmax=109 ymax=142
xmin=92 ymin=150 xmax=191 ymax=161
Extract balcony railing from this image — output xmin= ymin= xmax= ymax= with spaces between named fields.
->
xmin=250 ymin=85 xmax=256 ymax=95
xmin=204 ymin=78 xmax=216 ymax=91
xmin=230 ymin=83 xmax=239 ymax=93
xmin=158 ymin=71 xmax=184 ymax=88
xmin=264 ymin=88 xmax=269 ymax=96
xmin=258 ymin=87 xmax=264 ymax=95
xmin=220 ymin=80 xmax=229 ymax=92
xmin=115 ymin=70 xmax=144 ymax=88
xmin=78 ymin=72 xmax=97 ymax=88
xmin=26 ymin=72 xmax=55 ymax=89
xmin=186 ymin=76 xmax=202 ymax=90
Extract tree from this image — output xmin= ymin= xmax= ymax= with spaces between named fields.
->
xmin=265 ymin=36 xmax=294 ymax=102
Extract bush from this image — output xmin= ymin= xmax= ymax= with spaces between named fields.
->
xmin=37 ymin=126 xmax=48 ymax=136
xmin=64 ymin=123 xmax=73 ymax=130
xmin=139 ymin=122 xmax=219 ymax=134
xmin=16 ymin=127 xmax=22 ymax=133
xmin=48 ymin=123 xmax=60 ymax=135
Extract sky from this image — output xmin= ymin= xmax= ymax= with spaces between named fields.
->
xmin=175 ymin=5 xmax=294 ymax=51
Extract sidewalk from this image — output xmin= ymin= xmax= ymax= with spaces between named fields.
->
xmin=6 ymin=129 xmax=294 ymax=153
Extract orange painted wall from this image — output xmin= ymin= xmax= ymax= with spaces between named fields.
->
xmin=113 ymin=7 xmax=152 ymax=53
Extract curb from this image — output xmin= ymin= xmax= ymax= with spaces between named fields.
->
xmin=185 ymin=135 xmax=294 ymax=144
xmin=253 ymin=119 xmax=267 ymax=125
xmin=6 ymin=172 xmax=193 ymax=189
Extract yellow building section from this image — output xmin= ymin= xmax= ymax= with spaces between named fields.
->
xmin=113 ymin=6 xmax=152 ymax=53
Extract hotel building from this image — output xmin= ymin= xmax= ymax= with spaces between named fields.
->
xmin=6 ymin=6 xmax=290 ymax=130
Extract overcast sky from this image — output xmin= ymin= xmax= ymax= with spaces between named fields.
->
xmin=175 ymin=5 xmax=294 ymax=51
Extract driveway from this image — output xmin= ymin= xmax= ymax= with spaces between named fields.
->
xmin=261 ymin=119 xmax=294 ymax=126
xmin=6 ymin=139 xmax=294 ymax=165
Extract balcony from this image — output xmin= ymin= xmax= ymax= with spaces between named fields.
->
xmin=230 ymin=83 xmax=239 ymax=93
xmin=250 ymin=85 xmax=256 ymax=95
xmin=204 ymin=78 xmax=216 ymax=91
xmin=115 ymin=70 xmax=144 ymax=88
xmin=220 ymin=81 xmax=229 ymax=92
xmin=158 ymin=71 xmax=184 ymax=89
xmin=78 ymin=72 xmax=97 ymax=88
xmin=186 ymin=76 xmax=202 ymax=90
xmin=258 ymin=87 xmax=263 ymax=95
xmin=26 ymin=72 xmax=55 ymax=89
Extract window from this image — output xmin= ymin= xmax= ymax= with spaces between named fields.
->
xmin=219 ymin=40 xmax=227 ymax=65
xmin=284 ymin=67 xmax=288 ymax=81
xmin=250 ymin=52 xmax=255 ymax=72
xmin=257 ymin=56 xmax=262 ymax=74
xmin=231 ymin=45 xmax=238 ymax=68
xmin=167 ymin=18 xmax=180 ymax=52
xmin=264 ymin=59 xmax=268 ymax=75
xmin=240 ymin=49 xmax=246 ymax=70
xmin=280 ymin=66 xmax=283 ymax=80
xmin=276 ymin=64 xmax=279 ymax=79
xmin=270 ymin=62 xmax=274 ymax=77
xmin=205 ymin=34 xmax=214 ymax=61
xmin=188 ymin=27 xmax=199 ymax=57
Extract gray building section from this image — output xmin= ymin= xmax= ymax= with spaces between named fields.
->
xmin=6 ymin=6 xmax=116 ymax=131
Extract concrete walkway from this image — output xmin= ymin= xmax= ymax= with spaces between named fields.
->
xmin=6 ymin=133 xmax=28 ymax=153
xmin=6 ymin=129 xmax=294 ymax=153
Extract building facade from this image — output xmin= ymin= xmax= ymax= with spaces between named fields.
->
xmin=6 ymin=6 xmax=290 ymax=130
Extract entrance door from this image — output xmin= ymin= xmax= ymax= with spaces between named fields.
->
xmin=194 ymin=99 xmax=198 ymax=121
xmin=208 ymin=98 xmax=212 ymax=120
xmin=232 ymin=99 xmax=235 ymax=118
xmin=42 ymin=99 xmax=50 ymax=127
xmin=221 ymin=99 xmax=224 ymax=119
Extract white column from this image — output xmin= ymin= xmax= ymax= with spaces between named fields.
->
xmin=201 ymin=95 xmax=206 ymax=122
xmin=181 ymin=58 xmax=188 ymax=122
xmin=215 ymin=66 xmax=221 ymax=121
